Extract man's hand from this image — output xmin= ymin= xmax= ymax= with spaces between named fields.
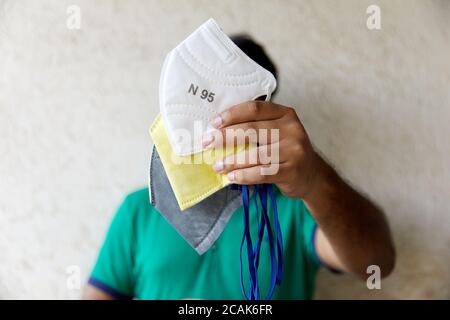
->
xmin=203 ymin=100 xmax=396 ymax=279
xmin=202 ymin=100 xmax=323 ymax=199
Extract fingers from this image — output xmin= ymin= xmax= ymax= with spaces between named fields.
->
xmin=212 ymin=100 xmax=291 ymax=128
xmin=212 ymin=143 xmax=285 ymax=173
xmin=203 ymin=120 xmax=281 ymax=149
xmin=214 ymin=144 xmax=288 ymax=185
xmin=202 ymin=101 xmax=299 ymax=149
xmin=226 ymin=163 xmax=288 ymax=185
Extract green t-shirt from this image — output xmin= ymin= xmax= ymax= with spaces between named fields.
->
xmin=89 ymin=187 xmax=320 ymax=300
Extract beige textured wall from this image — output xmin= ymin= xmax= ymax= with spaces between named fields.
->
xmin=0 ymin=0 xmax=449 ymax=299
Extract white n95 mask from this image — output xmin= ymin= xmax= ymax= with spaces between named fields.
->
xmin=159 ymin=18 xmax=277 ymax=156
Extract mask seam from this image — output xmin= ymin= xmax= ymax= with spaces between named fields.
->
xmin=202 ymin=19 xmax=277 ymax=85
xmin=165 ymin=112 xmax=212 ymax=122
xmin=149 ymin=146 xmax=157 ymax=206
xmin=182 ymin=43 xmax=257 ymax=79
xmin=195 ymin=192 xmax=241 ymax=254
xmin=175 ymin=49 xmax=259 ymax=87
xmin=193 ymin=192 xmax=237 ymax=248
xmin=165 ymin=103 xmax=218 ymax=116
xmin=158 ymin=54 xmax=171 ymax=119
xmin=150 ymin=113 xmax=162 ymax=133
xmin=178 ymin=180 xmax=228 ymax=210
xmin=201 ymin=20 xmax=236 ymax=63
xmin=148 ymin=157 xmax=152 ymax=204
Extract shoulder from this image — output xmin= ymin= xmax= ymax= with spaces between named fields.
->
xmin=113 ymin=188 xmax=158 ymax=226
xmin=103 ymin=188 xmax=161 ymax=245
xmin=121 ymin=187 xmax=151 ymax=209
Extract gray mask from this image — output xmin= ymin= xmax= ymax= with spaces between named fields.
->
xmin=148 ymin=146 xmax=242 ymax=255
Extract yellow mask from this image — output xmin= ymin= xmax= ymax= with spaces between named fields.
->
xmin=149 ymin=113 xmax=245 ymax=211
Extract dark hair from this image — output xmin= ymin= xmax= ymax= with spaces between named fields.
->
xmin=230 ymin=34 xmax=278 ymax=94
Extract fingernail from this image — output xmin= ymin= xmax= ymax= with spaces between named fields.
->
xmin=227 ymin=172 xmax=236 ymax=181
xmin=213 ymin=161 xmax=224 ymax=172
xmin=202 ymin=133 xmax=214 ymax=147
xmin=212 ymin=116 xmax=223 ymax=128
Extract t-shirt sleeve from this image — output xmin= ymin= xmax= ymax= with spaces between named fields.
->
xmin=88 ymin=196 xmax=136 ymax=299
xmin=300 ymin=202 xmax=342 ymax=273
xmin=300 ymin=202 xmax=322 ymax=269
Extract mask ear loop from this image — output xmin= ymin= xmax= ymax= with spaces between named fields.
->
xmin=268 ymin=184 xmax=284 ymax=285
xmin=238 ymin=185 xmax=258 ymax=300
xmin=257 ymin=184 xmax=278 ymax=300
xmin=237 ymin=183 xmax=283 ymax=301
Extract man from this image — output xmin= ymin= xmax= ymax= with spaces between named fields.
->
xmin=84 ymin=35 xmax=395 ymax=300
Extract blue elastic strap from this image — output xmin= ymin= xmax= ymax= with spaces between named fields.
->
xmin=256 ymin=184 xmax=277 ymax=300
xmin=234 ymin=184 xmax=284 ymax=300
xmin=238 ymin=185 xmax=257 ymax=300
xmin=268 ymin=184 xmax=284 ymax=284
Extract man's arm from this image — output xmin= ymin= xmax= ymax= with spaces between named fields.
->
xmin=205 ymin=100 xmax=396 ymax=279
xmin=82 ymin=284 xmax=114 ymax=300
xmin=83 ymin=192 xmax=137 ymax=299
xmin=306 ymin=155 xmax=395 ymax=278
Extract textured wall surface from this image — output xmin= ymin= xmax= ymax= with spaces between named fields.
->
xmin=0 ymin=0 xmax=449 ymax=299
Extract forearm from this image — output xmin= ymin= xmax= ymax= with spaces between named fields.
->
xmin=82 ymin=284 xmax=115 ymax=300
xmin=303 ymin=153 xmax=396 ymax=278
